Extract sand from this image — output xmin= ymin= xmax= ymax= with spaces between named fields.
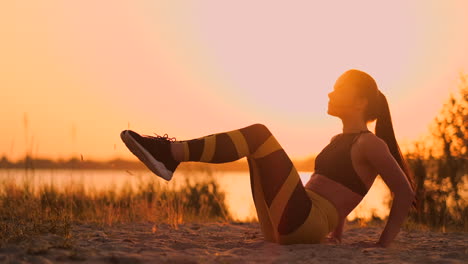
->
xmin=0 ymin=222 xmax=466 ymax=264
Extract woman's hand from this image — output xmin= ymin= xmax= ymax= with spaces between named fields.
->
xmin=322 ymin=232 xmax=342 ymax=244
xmin=322 ymin=217 xmax=345 ymax=244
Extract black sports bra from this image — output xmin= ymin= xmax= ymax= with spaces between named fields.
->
xmin=314 ymin=131 xmax=371 ymax=196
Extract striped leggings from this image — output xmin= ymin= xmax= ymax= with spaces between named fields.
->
xmin=177 ymin=124 xmax=337 ymax=244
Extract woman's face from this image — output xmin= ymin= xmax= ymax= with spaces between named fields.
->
xmin=327 ymin=76 xmax=366 ymax=118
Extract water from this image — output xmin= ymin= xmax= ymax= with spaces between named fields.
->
xmin=0 ymin=169 xmax=390 ymax=221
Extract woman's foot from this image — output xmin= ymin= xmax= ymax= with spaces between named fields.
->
xmin=120 ymin=130 xmax=180 ymax=180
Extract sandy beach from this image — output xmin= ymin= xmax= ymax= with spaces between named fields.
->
xmin=0 ymin=222 xmax=466 ymax=264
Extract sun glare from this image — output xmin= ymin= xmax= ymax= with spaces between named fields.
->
xmin=1 ymin=1 xmax=468 ymax=160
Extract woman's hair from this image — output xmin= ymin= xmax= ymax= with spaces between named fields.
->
xmin=342 ymin=69 xmax=416 ymax=205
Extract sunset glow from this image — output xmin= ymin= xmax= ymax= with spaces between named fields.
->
xmin=1 ymin=1 xmax=468 ymax=161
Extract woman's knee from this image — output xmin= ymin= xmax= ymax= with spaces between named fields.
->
xmin=245 ymin=123 xmax=271 ymax=137
xmin=238 ymin=124 xmax=273 ymax=153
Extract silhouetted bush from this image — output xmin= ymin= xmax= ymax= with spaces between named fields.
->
xmin=405 ymin=74 xmax=467 ymax=231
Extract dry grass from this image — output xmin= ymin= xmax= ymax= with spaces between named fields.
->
xmin=0 ymin=175 xmax=231 ymax=246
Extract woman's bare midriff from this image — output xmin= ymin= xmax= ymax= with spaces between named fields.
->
xmin=304 ymin=173 xmax=364 ymax=220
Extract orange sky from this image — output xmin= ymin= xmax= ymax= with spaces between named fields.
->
xmin=1 ymin=1 xmax=468 ymax=161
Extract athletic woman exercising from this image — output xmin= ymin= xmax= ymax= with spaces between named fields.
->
xmin=120 ymin=69 xmax=416 ymax=247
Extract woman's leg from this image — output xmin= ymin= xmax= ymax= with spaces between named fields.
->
xmin=172 ymin=124 xmax=312 ymax=243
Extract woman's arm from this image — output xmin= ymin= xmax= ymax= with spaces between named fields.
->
xmin=362 ymin=135 xmax=415 ymax=247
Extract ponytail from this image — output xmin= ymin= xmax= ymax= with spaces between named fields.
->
xmin=375 ymin=92 xmax=417 ymax=207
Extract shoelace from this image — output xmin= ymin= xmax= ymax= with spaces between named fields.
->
xmin=144 ymin=133 xmax=177 ymax=142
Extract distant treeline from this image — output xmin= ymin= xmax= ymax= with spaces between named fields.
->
xmin=0 ymin=155 xmax=316 ymax=172
xmin=0 ymin=156 xmax=146 ymax=170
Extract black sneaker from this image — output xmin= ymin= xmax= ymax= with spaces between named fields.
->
xmin=120 ymin=130 xmax=180 ymax=180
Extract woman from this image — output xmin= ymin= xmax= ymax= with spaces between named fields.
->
xmin=120 ymin=69 xmax=416 ymax=247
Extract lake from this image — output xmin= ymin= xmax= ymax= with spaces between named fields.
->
xmin=0 ymin=169 xmax=391 ymax=221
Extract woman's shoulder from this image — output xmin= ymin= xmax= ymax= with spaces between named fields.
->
xmin=330 ymin=134 xmax=341 ymax=142
xmin=356 ymin=132 xmax=390 ymax=155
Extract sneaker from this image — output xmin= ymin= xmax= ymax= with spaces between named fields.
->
xmin=120 ymin=130 xmax=180 ymax=180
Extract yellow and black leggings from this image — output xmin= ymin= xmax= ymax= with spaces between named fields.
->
xmin=178 ymin=124 xmax=338 ymax=244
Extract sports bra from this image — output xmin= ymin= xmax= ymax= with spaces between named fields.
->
xmin=314 ymin=130 xmax=371 ymax=196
